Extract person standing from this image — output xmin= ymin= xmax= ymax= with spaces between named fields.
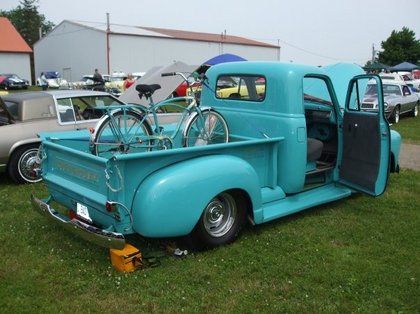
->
xmin=40 ymin=72 xmax=48 ymax=90
xmin=93 ymin=69 xmax=103 ymax=83
xmin=92 ymin=69 xmax=104 ymax=91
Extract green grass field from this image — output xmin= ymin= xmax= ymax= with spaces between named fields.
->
xmin=0 ymin=170 xmax=419 ymax=313
xmin=391 ymin=114 xmax=420 ymax=144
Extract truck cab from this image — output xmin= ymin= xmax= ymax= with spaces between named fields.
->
xmin=201 ymin=62 xmax=395 ymax=197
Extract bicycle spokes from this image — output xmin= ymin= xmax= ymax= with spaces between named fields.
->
xmin=93 ymin=110 xmax=153 ymax=158
xmin=184 ymin=110 xmax=229 ymax=147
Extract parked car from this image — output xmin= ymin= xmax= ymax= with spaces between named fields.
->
xmin=362 ymin=79 xmax=419 ymax=123
xmin=0 ymin=73 xmax=30 ymax=90
xmin=36 ymin=71 xmax=68 ymax=89
xmin=397 ymin=71 xmax=420 ymax=89
xmin=105 ymin=72 xmax=127 ymax=94
xmin=0 ymin=90 xmax=126 ymax=184
xmin=379 ymin=72 xmax=404 ymax=81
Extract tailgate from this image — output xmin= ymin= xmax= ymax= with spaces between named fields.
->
xmin=39 ymin=139 xmax=128 ymax=232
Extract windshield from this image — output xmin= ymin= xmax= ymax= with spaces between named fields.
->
xmin=366 ymin=84 xmax=401 ymax=96
xmin=4 ymin=74 xmax=20 ymax=79
xmin=45 ymin=71 xmax=60 ymax=79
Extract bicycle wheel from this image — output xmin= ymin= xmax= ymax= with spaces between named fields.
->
xmin=92 ymin=110 xmax=153 ymax=157
xmin=183 ymin=108 xmax=229 ymax=147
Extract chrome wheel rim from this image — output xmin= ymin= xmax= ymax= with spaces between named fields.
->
xmin=203 ymin=193 xmax=236 ymax=237
xmin=18 ymin=148 xmax=41 ymax=183
xmin=395 ymin=108 xmax=400 ymax=123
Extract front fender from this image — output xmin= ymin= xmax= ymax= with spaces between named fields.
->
xmin=390 ymin=129 xmax=401 ymax=172
xmin=9 ymin=138 xmax=41 ymax=157
xmin=131 ymin=154 xmax=261 ymax=237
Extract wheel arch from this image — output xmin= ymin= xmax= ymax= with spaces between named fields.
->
xmin=130 ymin=154 xmax=261 ymax=238
xmin=8 ymin=138 xmax=41 ymax=159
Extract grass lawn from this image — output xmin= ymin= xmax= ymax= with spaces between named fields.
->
xmin=391 ymin=114 xmax=420 ymax=144
xmin=0 ymin=169 xmax=419 ymax=313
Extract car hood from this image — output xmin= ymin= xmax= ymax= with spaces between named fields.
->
xmin=7 ymin=77 xmax=26 ymax=83
xmin=321 ymin=63 xmax=365 ymax=108
xmin=119 ymin=61 xmax=199 ymax=106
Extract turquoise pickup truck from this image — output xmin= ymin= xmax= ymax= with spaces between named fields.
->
xmin=32 ymin=61 xmax=401 ymax=250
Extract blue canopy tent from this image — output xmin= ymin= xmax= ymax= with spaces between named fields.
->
xmin=196 ymin=53 xmax=247 ymax=74
xmin=390 ymin=61 xmax=419 ymax=72
xmin=203 ymin=53 xmax=247 ymax=65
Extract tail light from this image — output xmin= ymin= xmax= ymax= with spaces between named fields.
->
xmin=68 ymin=210 xmax=77 ymax=220
xmin=106 ymin=201 xmax=117 ymax=212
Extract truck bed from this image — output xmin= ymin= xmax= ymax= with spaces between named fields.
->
xmin=39 ymin=129 xmax=284 ymax=234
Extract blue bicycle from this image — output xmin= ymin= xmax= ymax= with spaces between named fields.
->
xmin=90 ymin=72 xmax=229 ymax=158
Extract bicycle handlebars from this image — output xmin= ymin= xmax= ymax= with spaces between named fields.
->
xmin=161 ymin=72 xmax=177 ymax=77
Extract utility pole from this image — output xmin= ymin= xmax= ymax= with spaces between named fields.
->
xmin=106 ymin=13 xmax=110 ymax=75
xmin=371 ymin=44 xmax=376 ymax=63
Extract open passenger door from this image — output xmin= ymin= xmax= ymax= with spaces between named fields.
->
xmin=339 ymin=75 xmax=390 ymax=196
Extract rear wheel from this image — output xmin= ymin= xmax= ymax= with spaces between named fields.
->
xmin=8 ymin=143 xmax=41 ymax=184
xmin=92 ymin=110 xmax=153 ymax=158
xmin=188 ymin=190 xmax=247 ymax=250
xmin=411 ymin=103 xmax=419 ymax=117
xmin=183 ymin=109 xmax=229 ymax=146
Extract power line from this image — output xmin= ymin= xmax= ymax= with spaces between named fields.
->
xmin=251 ymin=36 xmax=369 ymax=63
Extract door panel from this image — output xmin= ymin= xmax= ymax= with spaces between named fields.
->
xmin=339 ymin=75 xmax=390 ymax=196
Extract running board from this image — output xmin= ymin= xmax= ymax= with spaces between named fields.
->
xmin=260 ymin=183 xmax=351 ymax=223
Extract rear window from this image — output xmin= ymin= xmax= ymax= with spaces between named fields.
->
xmin=2 ymin=100 xmax=19 ymax=120
xmin=216 ymin=75 xmax=266 ymax=102
xmin=57 ymin=95 xmax=125 ymax=123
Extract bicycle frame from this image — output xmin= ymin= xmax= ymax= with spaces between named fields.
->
xmin=91 ymin=72 xmax=228 ymax=155
xmin=94 ymin=95 xmax=200 ymax=151
xmin=146 ymin=95 xmax=199 ymax=148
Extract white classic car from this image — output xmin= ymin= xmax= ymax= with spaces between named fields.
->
xmin=36 ymin=71 xmax=68 ymax=89
xmin=362 ymin=79 xmax=419 ymax=123
xmin=0 ymin=90 xmax=126 ymax=183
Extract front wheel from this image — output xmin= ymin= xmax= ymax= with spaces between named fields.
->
xmin=183 ymin=109 xmax=229 ymax=146
xmin=188 ymin=190 xmax=247 ymax=250
xmin=92 ymin=110 xmax=153 ymax=158
xmin=391 ymin=106 xmax=400 ymax=123
xmin=8 ymin=143 xmax=42 ymax=184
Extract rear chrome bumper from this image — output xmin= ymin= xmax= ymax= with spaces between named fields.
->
xmin=31 ymin=195 xmax=125 ymax=250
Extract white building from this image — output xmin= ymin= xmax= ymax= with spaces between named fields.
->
xmin=0 ymin=17 xmax=32 ymax=83
xmin=34 ymin=20 xmax=280 ymax=82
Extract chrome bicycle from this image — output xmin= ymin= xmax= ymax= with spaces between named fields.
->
xmin=90 ymin=72 xmax=229 ymax=158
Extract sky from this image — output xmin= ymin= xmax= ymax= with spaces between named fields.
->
xmin=2 ymin=0 xmax=420 ymax=66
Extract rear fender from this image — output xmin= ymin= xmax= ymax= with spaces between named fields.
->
xmin=131 ymin=155 xmax=261 ymax=237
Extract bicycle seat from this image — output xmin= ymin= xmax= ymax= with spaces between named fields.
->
xmin=136 ymin=84 xmax=161 ymax=99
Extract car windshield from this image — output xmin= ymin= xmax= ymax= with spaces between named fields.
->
xmin=383 ymin=84 xmax=402 ymax=96
xmin=366 ymin=84 xmax=402 ymax=97
xmin=4 ymin=74 xmax=20 ymax=79
xmin=45 ymin=72 xmax=60 ymax=79
xmin=365 ymin=84 xmax=378 ymax=96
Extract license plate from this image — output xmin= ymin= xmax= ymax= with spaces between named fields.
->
xmin=76 ymin=203 xmax=92 ymax=222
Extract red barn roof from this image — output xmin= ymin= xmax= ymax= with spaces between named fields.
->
xmin=0 ymin=17 xmax=32 ymax=53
